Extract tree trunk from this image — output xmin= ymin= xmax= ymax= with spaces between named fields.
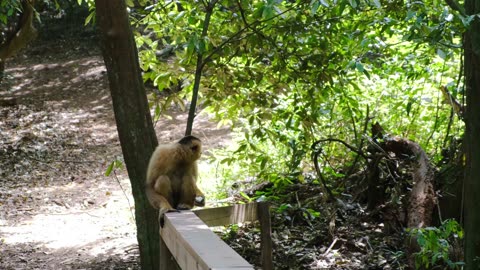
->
xmin=463 ymin=0 xmax=480 ymax=266
xmin=381 ymin=137 xmax=436 ymax=268
xmin=94 ymin=2 xmax=160 ymax=270
xmin=0 ymin=0 xmax=37 ymax=82
xmin=379 ymin=136 xmax=437 ymax=229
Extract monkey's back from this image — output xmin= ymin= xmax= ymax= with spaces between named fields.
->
xmin=146 ymin=143 xmax=198 ymax=184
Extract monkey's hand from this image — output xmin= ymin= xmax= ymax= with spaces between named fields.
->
xmin=194 ymin=195 xmax=205 ymax=207
xmin=176 ymin=203 xmax=193 ymax=211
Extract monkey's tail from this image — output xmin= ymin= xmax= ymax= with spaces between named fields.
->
xmin=145 ymin=186 xmax=174 ymax=211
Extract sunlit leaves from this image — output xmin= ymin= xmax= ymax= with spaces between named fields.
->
xmin=252 ymin=0 xmax=280 ymax=20
xmin=132 ymin=0 xmax=464 ymax=184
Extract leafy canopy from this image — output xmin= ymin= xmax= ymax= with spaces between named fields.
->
xmin=131 ymin=0 xmax=464 ymax=189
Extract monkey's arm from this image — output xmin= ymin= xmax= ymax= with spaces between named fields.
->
xmin=191 ymin=162 xmax=205 ymax=207
xmin=177 ymin=175 xmax=195 ymax=210
xmin=194 ymin=185 xmax=205 ymax=207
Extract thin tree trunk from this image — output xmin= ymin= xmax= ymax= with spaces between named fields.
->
xmin=185 ymin=1 xmax=217 ymax=136
xmin=94 ymin=2 xmax=160 ymax=270
xmin=463 ymin=0 xmax=480 ymax=266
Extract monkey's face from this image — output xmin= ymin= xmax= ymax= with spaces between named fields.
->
xmin=190 ymin=140 xmax=202 ymax=161
xmin=178 ymin=135 xmax=202 ymax=161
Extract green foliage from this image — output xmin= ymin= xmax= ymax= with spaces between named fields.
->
xmin=105 ymin=158 xmax=124 ymax=176
xmin=408 ymin=219 xmax=464 ymax=269
xmin=276 ymin=203 xmax=321 ymax=223
xmin=76 ymin=0 xmax=95 ymax=24
xmin=131 ymin=0 xmax=465 ymax=190
xmin=0 ymin=1 xmax=21 ymax=25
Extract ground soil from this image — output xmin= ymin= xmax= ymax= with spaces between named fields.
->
xmin=0 ymin=19 xmax=230 ymax=270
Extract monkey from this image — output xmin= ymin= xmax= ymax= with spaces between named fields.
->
xmin=145 ymin=135 xmax=205 ymax=217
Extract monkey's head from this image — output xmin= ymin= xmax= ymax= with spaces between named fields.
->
xmin=178 ymin=135 xmax=202 ymax=161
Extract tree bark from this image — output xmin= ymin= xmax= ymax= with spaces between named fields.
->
xmin=185 ymin=1 xmax=217 ymax=136
xmin=463 ymin=0 xmax=480 ymax=266
xmin=381 ymin=137 xmax=436 ymax=267
xmin=0 ymin=0 xmax=37 ymax=81
xmin=382 ymin=137 xmax=436 ymax=228
xmin=94 ymin=2 xmax=160 ymax=270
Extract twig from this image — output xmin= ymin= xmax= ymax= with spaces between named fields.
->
xmin=26 ymin=155 xmax=97 ymax=164
xmin=113 ymin=170 xmax=136 ymax=222
xmin=312 ymin=146 xmax=335 ymax=201
xmin=323 ymin=237 xmax=338 ymax=256
xmin=312 ymin=138 xmax=367 ymax=159
xmin=346 ymin=105 xmax=371 ymax=177
xmin=295 ymin=191 xmax=301 ymax=208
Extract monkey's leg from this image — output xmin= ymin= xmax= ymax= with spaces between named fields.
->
xmin=151 ymin=175 xmax=176 ymax=216
xmin=177 ymin=176 xmax=196 ymax=210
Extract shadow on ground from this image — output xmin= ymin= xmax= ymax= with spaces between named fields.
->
xmin=0 ymin=13 xmax=231 ymax=270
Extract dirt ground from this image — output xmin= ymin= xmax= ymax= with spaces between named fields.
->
xmin=0 ymin=20 xmax=230 ymax=270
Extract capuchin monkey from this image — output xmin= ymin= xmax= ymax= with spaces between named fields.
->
xmin=145 ymin=135 xmax=205 ymax=217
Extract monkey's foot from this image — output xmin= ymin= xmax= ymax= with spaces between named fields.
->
xmin=159 ymin=208 xmax=180 ymax=227
xmin=194 ymin=196 xmax=205 ymax=207
xmin=176 ymin=203 xmax=193 ymax=210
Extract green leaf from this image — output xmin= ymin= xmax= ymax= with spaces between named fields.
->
xmin=235 ymin=144 xmax=247 ymax=153
xmin=84 ymin=11 xmax=95 ymax=26
xmin=260 ymin=157 xmax=268 ymax=170
xmin=196 ymin=39 xmax=206 ymax=54
xmin=175 ymin=11 xmax=186 ymax=22
xmin=362 ymin=69 xmax=371 ymax=79
xmin=239 ymin=192 xmax=252 ymax=202
xmin=348 ymin=0 xmax=357 ymax=9
xmin=355 ymin=61 xmax=364 ymax=72
xmin=262 ymin=5 xmax=275 ymax=19
xmin=436 ymin=48 xmax=447 ymax=60
xmin=406 ymin=100 xmax=413 ymax=116
xmin=154 ymin=103 xmax=161 ymax=119
xmin=186 ymin=37 xmax=196 ymax=58
xmin=311 ymin=0 xmax=321 ymax=15
xmin=105 ymin=161 xmax=114 ymax=176
xmin=372 ymin=0 xmax=381 ymax=8
xmin=253 ymin=3 xmax=265 ymax=19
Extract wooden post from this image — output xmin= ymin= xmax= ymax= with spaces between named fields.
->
xmin=159 ymin=235 xmax=180 ymax=270
xmin=257 ymin=202 xmax=273 ymax=270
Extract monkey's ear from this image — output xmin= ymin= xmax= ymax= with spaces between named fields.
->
xmin=191 ymin=145 xmax=199 ymax=151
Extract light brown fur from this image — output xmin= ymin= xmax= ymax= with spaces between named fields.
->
xmin=146 ymin=136 xmax=205 ymax=216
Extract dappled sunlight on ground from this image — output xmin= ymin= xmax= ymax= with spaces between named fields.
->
xmin=0 ymin=18 xmax=232 ymax=269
